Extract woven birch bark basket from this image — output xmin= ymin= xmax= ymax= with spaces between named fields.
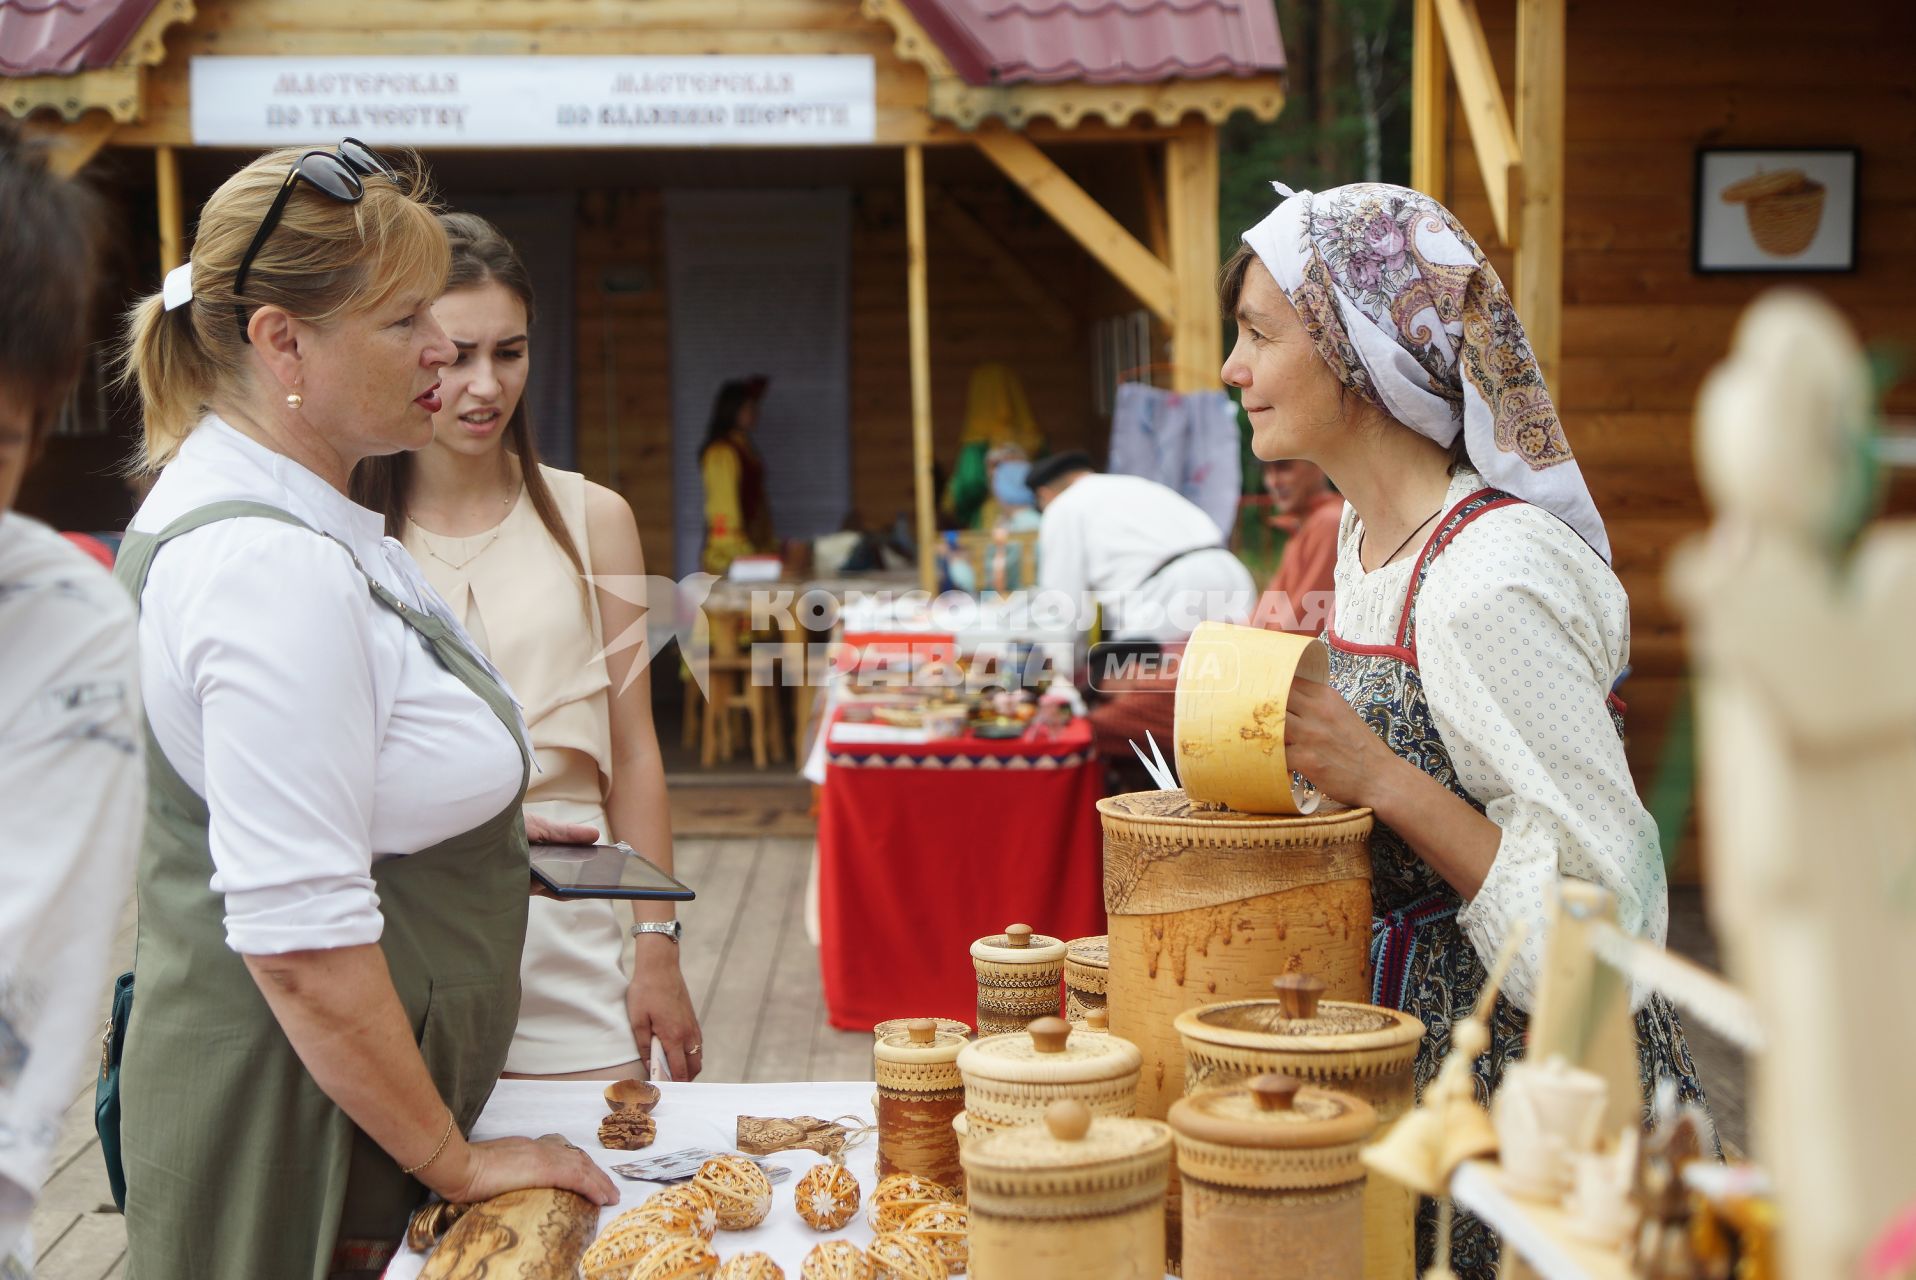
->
xmin=970 ymin=924 xmax=1067 ymax=1037
xmin=956 ymin=1016 xmax=1142 ymax=1140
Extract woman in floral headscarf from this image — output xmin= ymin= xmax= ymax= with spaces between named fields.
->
xmin=1219 ymin=183 xmax=1706 ymax=1278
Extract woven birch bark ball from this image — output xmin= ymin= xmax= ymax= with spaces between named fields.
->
xmin=694 ymin=1155 xmax=775 ymax=1230
xmin=582 ymin=1218 xmax=687 ymax=1280
xmin=795 ymin=1162 xmax=863 ymax=1232
xmin=644 ymin=1183 xmax=721 ymax=1241
xmin=626 ymin=1236 xmax=720 ymax=1279
xmin=867 ymin=1173 xmax=954 ymax=1234
xmin=801 ymin=1240 xmax=874 ymax=1280
xmin=902 ymin=1202 xmax=969 ymax=1274
xmin=716 ymin=1252 xmax=786 ymax=1279
xmin=867 ymin=1231 xmax=948 ymax=1280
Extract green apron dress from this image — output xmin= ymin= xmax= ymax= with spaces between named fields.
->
xmin=114 ymin=501 xmax=532 ymax=1280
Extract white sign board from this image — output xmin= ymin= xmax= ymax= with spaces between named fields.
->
xmin=189 ymin=56 xmax=877 ymax=148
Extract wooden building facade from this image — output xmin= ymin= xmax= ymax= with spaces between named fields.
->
xmin=3 ymin=0 xmax=1285 ymax=586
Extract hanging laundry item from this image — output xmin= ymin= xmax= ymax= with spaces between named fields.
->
xmin=1108 ymin=382 xmax=1242 ymax=539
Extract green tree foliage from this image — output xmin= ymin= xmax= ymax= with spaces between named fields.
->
xmin=1219 ymin=0 xmax=1415 ymax=250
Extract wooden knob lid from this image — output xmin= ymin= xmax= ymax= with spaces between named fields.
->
xmin=1004 ymin=923 xmax=1034 ymax=949
xmin=1028 ymin=1016 xmax=1071 ymax=1053
xmin=1250 ymin=1074 xmax=1303 ymax=1113
xmin=1043 ymin=1099 xmax=1092 ymax=1142
xmin=907 ymin=1019 xmax=936 ymax=1045
xmin=1273 ymin=973 xmax=1326 ymax=1019
xmin=1086 ymin=1008 xmax=1109 ymax=1031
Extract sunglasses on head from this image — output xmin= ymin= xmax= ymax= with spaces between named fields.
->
xmin=232 ymin=138 xmax=400 ymax=343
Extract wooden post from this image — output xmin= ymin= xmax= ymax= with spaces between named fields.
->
xmin=157 ymin=145 xmax=184 ymax=274
xmin=1163 ymin=119 xmax=1220 ymax=393
xmin=905 ymin=143 xmax=937 ymax=593
xmin=1411 ymin=0 xmax=1449 ymax=199
xmin=1515 ymin=0 xmax=1565 ymax=389
xmin=1431 ymin=0 xmax=1522 ymax=247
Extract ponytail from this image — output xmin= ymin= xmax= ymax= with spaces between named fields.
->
xmin=119 ymin=288 xmax=215 ymax=472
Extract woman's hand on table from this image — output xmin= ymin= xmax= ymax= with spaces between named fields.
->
xmin=431 ymin=1132 xmax=620 ymax=1207
xmin=628 ymin=941 xmax=704 ymax=1082
xmin=1283 ymin=676 xmax=1404 ymax=809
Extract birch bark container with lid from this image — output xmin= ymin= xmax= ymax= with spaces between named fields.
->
xmin=963 ymin=1099 xmax=1174 ymax=1280
xmin=874 ymin=1018 xmax=968 ymax=1191
xmin=1064 ymin=935 xmax=1109 ymax=1024
xmin=1174 ymin=974 xmax=1425 ymax=1280
xmin=1096 ymin=791 xmax=1373 ymax=1119
xmin=956 ymin=1016 xmax=1142 ymax=1139
xmin=970 ymin=924 xmax=1067 ymax=1036
xmin=1168 ymin=1075 xmax=1377 ymax=1280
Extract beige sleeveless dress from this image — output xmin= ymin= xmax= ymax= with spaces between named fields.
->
xmin=404 ymin=465 xmax=639 ymax=1074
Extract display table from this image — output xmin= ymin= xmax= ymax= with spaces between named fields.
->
xmin=815 ymin=712 xmax=1107 ymax=1031
xmin=1448 ymin=1160 xmax=1630 ymax=1280
xmin=386 ymin=1080 xmax=879 ymax=1277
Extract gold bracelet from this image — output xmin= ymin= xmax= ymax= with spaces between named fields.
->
xmin=402 ymin=1109 xmax=456 ymax=1177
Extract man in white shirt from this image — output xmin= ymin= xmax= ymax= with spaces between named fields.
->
xmin=1031 ymin=451 xmax=1254 ymax=642
xmin=0 ymin=119 xmax=143 ymax=1276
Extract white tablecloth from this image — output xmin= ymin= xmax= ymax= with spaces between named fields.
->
xmin=385 ymin=1080 xmax=882 ymax=1277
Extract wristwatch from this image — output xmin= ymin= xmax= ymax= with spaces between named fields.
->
xmin=632 ymin=920 xmax=683 ymax=944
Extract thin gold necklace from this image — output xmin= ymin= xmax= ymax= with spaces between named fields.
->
xmin=412 ymin=479 xmax=518 ymax=568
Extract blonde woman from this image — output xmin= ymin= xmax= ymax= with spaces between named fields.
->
xmin=355 ymin=212 xmax=702 ymax=1082
xmin=116 ymin=143 xmax=614 ymax=1279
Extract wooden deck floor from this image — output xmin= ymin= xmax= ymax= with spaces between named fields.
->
xmin=25 ymin=838 xmax=1743 ymax=1276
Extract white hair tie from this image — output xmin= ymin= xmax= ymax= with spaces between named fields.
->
xmin=162 ymin=261 xmax=194 ymax=312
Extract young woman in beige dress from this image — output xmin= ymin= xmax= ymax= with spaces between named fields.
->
xmin=355 ymin=212 xmax=702 ymax=1081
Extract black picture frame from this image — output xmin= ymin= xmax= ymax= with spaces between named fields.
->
xmin=1693 ymin=146 xmax=1859 ymax=275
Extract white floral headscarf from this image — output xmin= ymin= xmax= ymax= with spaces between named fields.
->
xmin=1242 ymin=182 xmax=1610 ymax=563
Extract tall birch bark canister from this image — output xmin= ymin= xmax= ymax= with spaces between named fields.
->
xmin=956 ymin=1016 xmax=1142 ymax=1139
xmin=963 ymin=1099 xmax=1173 ymax=1280
xmin=875 ymin=1019 xmax=968 ymax=1191
xmin=1064 ymin=936 xmax=1109 ymax=1024
xmin=1174 ymin=975 xmax=1425 ymax=1280
xmin=1169 ymin=1075 xmax=1377 ymax=1280
xmin=970 ymin=924 xmax=1067 ymax=1036
xmin=1097 ymin=792 xmax=1373 ymax=1119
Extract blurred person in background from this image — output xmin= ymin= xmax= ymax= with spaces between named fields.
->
xmin=699 ymin=374 xmax=773 ymax=574
xmin=1254 ymin=458 xmax=1342 ymax=636
xmin=0 ymin=119 xmax=143 ymax=1276
xmin=355 ymin=211 xmax=702 ymax=1085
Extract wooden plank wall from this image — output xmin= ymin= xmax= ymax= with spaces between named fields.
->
xmin=1440 ymin=0 xmax=1916 ymax=876
xmin=574 ymin=171 xmax=1127 ymax=571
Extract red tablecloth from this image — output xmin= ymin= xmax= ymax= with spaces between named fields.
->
xmin=817 ymin=713 xmax=1107 ymax=1031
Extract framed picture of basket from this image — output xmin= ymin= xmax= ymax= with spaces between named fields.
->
xmin=1694 ymin=147 xmax=1859 ymax=273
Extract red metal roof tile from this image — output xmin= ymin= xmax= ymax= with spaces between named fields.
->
xmin=903 ymin=0 xmax=1284 ymax=87
xmin=0 ymin=0 xmax=159 ymax=77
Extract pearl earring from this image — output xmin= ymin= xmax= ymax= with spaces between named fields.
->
xmin=286 ymin=392 xmax=303 ymax=410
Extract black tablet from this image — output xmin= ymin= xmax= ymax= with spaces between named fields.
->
xmin=528 ymin=842 xmax=696 ymax=901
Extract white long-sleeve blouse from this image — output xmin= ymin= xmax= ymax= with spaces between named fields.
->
xmin=129 ymin=417 xmax=523 ymax=956
xmin=1332 ymin=466 xmax=1667 ymax=1011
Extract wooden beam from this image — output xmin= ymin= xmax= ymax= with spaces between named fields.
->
xmin=1411 ymin=0 xmax=1449 ymax=199
xmin=32 ymin=111 xmax=118 ymax=179
xmin=905 ymin=143 xmax=937 ymax=594
xmin=157 ymin=145 xmax=184 ymax=274
xmin=1515 ymin=0 xmax=1565 ymax=389
xmin=1163 ymin=119 xmax=1221 ymax=393
xmin=929 ymin=189 xmax=1076 ymax=337
xmin=971 ymin=126 xmax=1176 ymax=324
xmin=1432 ymin=0 xmax=1521 ymax=247
xmin=1136 ymin=145 xmax=1170 ymax=263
